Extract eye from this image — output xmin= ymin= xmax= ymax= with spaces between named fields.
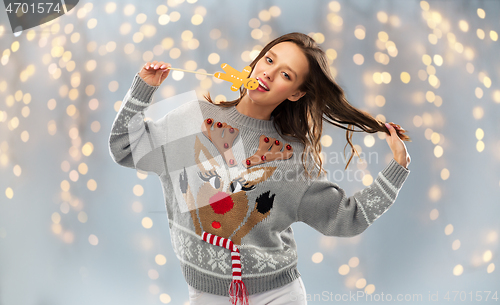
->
xmin=230 ymin=181 xmax=242 ymax=193
xmin=230 ymin=178 xmax=256 ymax=193
xmin=266 ymin=57 xmax=290 ymax=80
xmin=198 ymin=170 xmax=221 ymax=189
xmin=209 ymin=176 xmax=221 ymax=189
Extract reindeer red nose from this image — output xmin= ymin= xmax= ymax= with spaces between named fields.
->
xmin=209 ymin=192 xmax=234 ymax=215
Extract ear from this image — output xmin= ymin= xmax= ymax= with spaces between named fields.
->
xmin=287 ymin=90 xmax=306 ymax=102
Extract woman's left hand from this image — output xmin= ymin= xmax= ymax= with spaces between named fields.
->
xmin=385 ymin=122 xmax=411 ymax=169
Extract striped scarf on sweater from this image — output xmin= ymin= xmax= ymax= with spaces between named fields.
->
xmin=201 ymin=231 xmax=249 ymax=305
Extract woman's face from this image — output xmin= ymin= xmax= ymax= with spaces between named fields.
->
xmin=247 ymin=41 xmax=309 ymax=108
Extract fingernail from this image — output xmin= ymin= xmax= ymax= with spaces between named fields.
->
xmin=385 ymin=123 xmax=391 ymax=129
xmin=160 ymin=64 xmax=166 ymax=69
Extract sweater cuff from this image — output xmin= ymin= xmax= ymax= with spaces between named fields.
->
xmin=380 ymin=158 xmax=410 ymax=189
xmin=130 ymin=72 xmax=160 ymax=102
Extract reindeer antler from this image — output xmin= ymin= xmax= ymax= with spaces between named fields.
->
xmin=201 ymin=118 xmax=240 ymax=167
xmin=244 ymin=135 xmax=293 ymax=168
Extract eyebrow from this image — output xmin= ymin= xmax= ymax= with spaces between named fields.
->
xmin=268 ymin=50 xmax=298 ymax=79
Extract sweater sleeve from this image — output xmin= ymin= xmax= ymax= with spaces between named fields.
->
xmin=108 ymin=73 xmax=168 ymax=176
xmin=296 ymin=158 xmax=410 ymax=237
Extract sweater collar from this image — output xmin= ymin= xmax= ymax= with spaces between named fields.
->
xmin=226 ymin=105 xmax=276 ymax=133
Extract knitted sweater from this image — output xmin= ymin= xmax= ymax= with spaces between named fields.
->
xmin=108 ymin=73 xmax=411 ymax=297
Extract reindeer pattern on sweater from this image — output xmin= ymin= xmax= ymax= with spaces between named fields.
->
xmin=164 ymin=105 xmax=300 ymax=276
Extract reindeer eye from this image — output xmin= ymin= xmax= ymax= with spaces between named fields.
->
xmin=209 ymin=176 xmax=221 ymax=189
xmin=198 ymin=171 xmax=222 ymax=189
xmin=230 ymin=181 xmax=242 ymax=193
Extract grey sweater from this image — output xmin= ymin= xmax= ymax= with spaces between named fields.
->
xmin=108 ymin=73 xmax=411 ymax=297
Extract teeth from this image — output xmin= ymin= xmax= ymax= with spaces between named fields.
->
xmin=257 ymin=78 xmax=269 ymax=90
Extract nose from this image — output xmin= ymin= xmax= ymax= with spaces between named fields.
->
xmin=263 ymin=71 xmax=273 ymax=82
xmin=209 ymin=191 xmax=234 ymax=214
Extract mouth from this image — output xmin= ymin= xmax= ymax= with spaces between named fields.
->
xmin=256 ymin=77 xmax=270 ymax=91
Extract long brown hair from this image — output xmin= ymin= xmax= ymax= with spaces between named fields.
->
xmin=204 ymin=32 xmax=411 ymax=179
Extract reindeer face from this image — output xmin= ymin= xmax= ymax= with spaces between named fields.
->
xmin=193 ymin=134 xmax=276 ymax=238
xmin=179 ymin=119 xmax=293 ymax=244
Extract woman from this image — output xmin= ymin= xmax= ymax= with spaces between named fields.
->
xmin=109 ymin=32 xmax=411 ymax=305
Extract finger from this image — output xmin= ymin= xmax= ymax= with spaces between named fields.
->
xmin=156 ymin=69 xmax=164 ymax=85
xmin=160 ymin=69 xmax=170 ymax=82
xmin=392 ymin=126 xmax=406 ymax=139
xmin=162 ymin=63 xmax=171 ymax=71
xmin=144 ymin=62 xmax=152 ymax=70
xmin=394 ymin=125 xmax=407 ymax=133
xmin=385 ymin=123 xmax=397 ymax=136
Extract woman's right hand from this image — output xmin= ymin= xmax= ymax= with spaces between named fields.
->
xmin=139 ymin=61 xmax=172 ymax=87
xmin=385 ymin=122 xmax=411 ymax=169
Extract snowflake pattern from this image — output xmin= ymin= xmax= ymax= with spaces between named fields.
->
xmin=196 ymin=244 xmax=205 ymax=264
xmin=171 ymin=229 xmax=298 ymax=275
xmin=280 ymin=247 xmax=293 ymax=264
xmin=359 ymin=185 xmax=395 ymax=223
xmin=365 ymin=195 xmax=381 ymax=208
xmin=251 ymin=250 xmax=279 ymax=272
xmin=207 ymin=247 xmax=231 ymax=273
xmin=177 ymin=234 xmax=194 ymax=260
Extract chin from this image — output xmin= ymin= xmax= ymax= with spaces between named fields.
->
xmin=246 ymin=90 xmax=261 ymax=103
xmin=246 ymin=89 xmax=280 ymax=106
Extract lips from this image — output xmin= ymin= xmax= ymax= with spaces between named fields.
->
xmin=256 ymin=77 xmax=270 ymax=91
